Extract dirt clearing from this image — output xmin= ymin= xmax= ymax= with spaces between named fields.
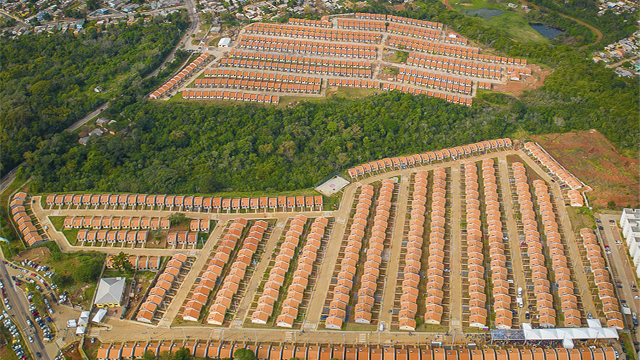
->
xmin=531 ymin=130 xmax=639 ymax=208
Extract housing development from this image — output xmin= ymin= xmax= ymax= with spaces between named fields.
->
xmin=149 ymin=13 xmax=536 ymax=106
xmin=5 ymin=137 xmax=637 ymax=360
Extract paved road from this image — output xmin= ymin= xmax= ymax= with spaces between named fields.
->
xmin=0 ymin=167 xmax=19 ymax=193
xmin=518 ymin=154 xmax=599 ymax=319
xmin=232 ymin=219 xmax=286 ymax=327
xmin=449 ymin=165 xmax=463 ymax=332
xmin=0 ymin=102 xmax=109 ymax=192
xmin=66 ymin=103 xmax=109 ymax=132
xmin=598 ymin=213 xmax=639 ymax=340
xmin=379 ymin=171 xmax=409 ymax=327
xmin=497 ymin=156 xmax=527 ymax=323
xmin=0 ymin=254 xmax=50 ymax=360
xmin=25 ymin=148 xmax=613 ymax=344
xmin=157 ymin=223 xmax=228 ymax=327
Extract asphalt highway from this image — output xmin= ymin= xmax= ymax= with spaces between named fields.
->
xmin=0 ymin=256 xmax=50 ymax=360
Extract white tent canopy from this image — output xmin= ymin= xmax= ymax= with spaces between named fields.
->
xmin=492 ymin=326 xmax=619 ymax=346
xmin=92 ymin=308 xmax=107 ymax=323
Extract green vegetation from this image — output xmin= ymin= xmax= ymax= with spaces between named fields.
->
xmin=111 ymin=251 xmax=134 ymax=272
xmin=450 ymin=0 xmax=549 ymax=43
xmin=22 ymin=93 xmax=516 ymax=194
xmin=33 ymin=241 xmax=106 ymax=290
xmin=0 ymin=12 xmax=190 ymax=175
xmin=49 ymin=216 xmax=65 ymax=232
xmin=235 ymin=348 xmax=257 ymax=360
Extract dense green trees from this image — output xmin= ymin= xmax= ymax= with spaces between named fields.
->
xmin=22 ymin=92 xmax=519 ymax=194
xmin=3 ymin=0 xmax=638 ymax=202
xmin=0 ymin=12 xmax=190 ymax=175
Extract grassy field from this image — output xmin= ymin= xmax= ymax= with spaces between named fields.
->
xmin=49 ymin=216 xmax=65 ymax=231
xmin=450 ymin=0 xmax=548 ymax=43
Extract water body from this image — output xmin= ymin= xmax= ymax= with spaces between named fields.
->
xmin=463 ymin=8 xmax=505 ymax=20
xmin=530 ymin=23 xmax=565 ymax=39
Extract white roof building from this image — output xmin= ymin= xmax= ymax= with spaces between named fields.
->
xmin=78 ymin=311 xmax=90 ymax=326
xmin=94 ymin=277 xmax=126 ymax=308
xmin=218 ymin=37 xmax=231 ymax=47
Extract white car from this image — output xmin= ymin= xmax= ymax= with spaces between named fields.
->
xmin=28 ymin=336 xmax=33 ymax=343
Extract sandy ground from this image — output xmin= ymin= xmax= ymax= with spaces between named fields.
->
xmin=532 ymin=130 xmax=640 ymax=208
xmin=493 ymin=64 xmax=550 ymax=96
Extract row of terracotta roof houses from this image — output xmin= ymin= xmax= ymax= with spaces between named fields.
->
xmin=387 ymin=22 xmax=443 ymax=42
xmin=136 ymin=253 xmax=188 ymax=323
xmin=77 ymin=229 xmax=148 ymax=245
xmin=406 ymin=53 xmax=502 ymax=80
xmin=218 ymin=58 xmax=374 ymax=78
xmin=352 ymin=179 xmax=394 ymax=325
xmin=251 ymin=215 xmax=309 ymax=325
xmin=337 ymin=19 xmax=387 ymax=32
xmin=166 ymin=231 xmax=200 ymax=247
xmin=423 ymin=169 xmax=447 ymax=326
xmin=205 ymin=220 xmax=269 ymax=325
xmin=244 ymin=23 xmax=383 ymax=44
xmin=46 ymin=193 xmax=323 ymax=212
xmin=464 ymin=162 xmax=488 ymax=328
xmin=274 ymin=217 xmax=328 ymax=327
xmin=396 ymin=171 xmax=429 ymax=331
xmin=381 ymin=84 xmax=473 ymax=106
xmin=226 ymin=50 xmax=373 ymax=69
xmin=287 ymin=17 xmax=332 ymax=28
xmin=324 ymin=184 xmax=374 ymax=329
xmin=149 ymin=53 xmax=212 ymax=100
xmin=252 ymin=216 xmax=329 ymax=327
xmin=482 ymin=159 xmax=512 ymax=329
xmin=327 ymin=79 xmax=380 ymax=89
xmin=532 ymin=178 xmax=584 ymax=327
xmin=354 ymin=13 xmax=444 ymax=31
xmin=193 ymin=78 xmax=321 ymax=94
xmin=203 ymin=69 xmax=323 ymax=85
xmin=96 ymin=342 xmax=616 ymax=360
xmin=182 ymin=91 xmax=281 ymax=104
xmin=238 ymin=36 xmax=378 ymax=59
xmin=396 ymin=67 xmax=473 ymax=95
xmin=63 ymin=216 xmax=170 ymax=230
xmin=346 ymin=138 xmax=513 ymax=180
xmin=10 ymin=192 xmax=45 ymax=246
xmin=182 ymin=219 xmax=249 ymax=323
xmin=567 ymin=189 xmax=584 ymax=207
xmin=512 ymin=163 xmax=562 ymax=328
xmin=579 ymin=228 xmax=625 ymax=329
xmin=524 ymin=143 xmax=582 ymax=190
xmin=387 ymin=35 xmax=479 ymax=60
xmin=388 ymin=35 xmax=528 ymax=66
xmin=326 ymin=180 xmax=395 ymax=329
xmin=106 ymin=255 xmax=160 ymax=271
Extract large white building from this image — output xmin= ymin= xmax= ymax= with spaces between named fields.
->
xmin=619 ymin=209 xmax=640 ymax=277
xmin=94 ymin=277 xmax=126 ymax=308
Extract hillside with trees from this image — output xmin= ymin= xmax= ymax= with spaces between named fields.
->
xmin=3 ymin=0 xmax=638 ymax=199
xmin=0 ymin=12 xmax=190 ymax=175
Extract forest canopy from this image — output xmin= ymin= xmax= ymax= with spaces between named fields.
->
xmin=0 ymin=12 xmax=189 ymax=175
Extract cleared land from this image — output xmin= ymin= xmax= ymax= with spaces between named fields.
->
xmin=532 ymin=130 xmax=640 ymax=208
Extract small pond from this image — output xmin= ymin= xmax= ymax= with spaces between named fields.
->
xmin=463 ymin=8 xmax=505 ymax=20
xmin=530 ymin=23 xmax=565 ymax=39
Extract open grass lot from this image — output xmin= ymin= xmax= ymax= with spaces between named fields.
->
xmin=13 ymin=243 xmax=106 ymax=307
xmin=531 ymin=130 xmax=640 ymax=209
xmin=450 ymin=0 xmax=548 ymax=43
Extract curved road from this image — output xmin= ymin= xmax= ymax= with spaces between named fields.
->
xmin=0 ymin=0 xmax=201 ymax=191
